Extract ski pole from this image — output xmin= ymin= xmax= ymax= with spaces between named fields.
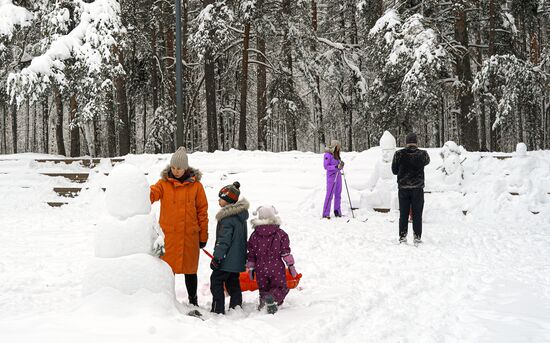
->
xmin=341 ymin=169 xmax=355 ymax=218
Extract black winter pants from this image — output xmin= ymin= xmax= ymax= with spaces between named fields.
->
xmin=210 ymin=270 xmax=242 ymax=314
xmin=398 ymin=188 xmax=424 ymax=238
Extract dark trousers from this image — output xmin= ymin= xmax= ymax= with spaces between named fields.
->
xmin=185 ymin=274 xmax=197 ymax=300
xmin=398 ymin=188 xmax=424 ymax=238
xmin=210 ymin=270 xmax=242 ymax=314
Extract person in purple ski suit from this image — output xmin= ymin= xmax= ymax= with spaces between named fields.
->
xmin=246 ymin=205 xmax=298 ymax=314
xmin=322 ymin=140 xmax=344 ymax=219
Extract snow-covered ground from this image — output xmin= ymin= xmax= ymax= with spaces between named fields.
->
xmin=1 ymin=148 xmax=550 ymax=342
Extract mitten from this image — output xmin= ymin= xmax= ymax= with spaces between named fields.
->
xmin=282 ymin=254 xmax=297 ymax=277
xmin=338 ymin=161 xmax=345 ymax=169
xmin=210 ymin=258 xmax=222 ymax=271
xmin=199 ymin=241 xmax=207 ymax=249
xmin=288 ymin=265 xmax=298 ymax=278
xmin=282 ymin=254 xmax=295 ymax=266
xmin=153 ymin=235 xmax=165 ymax=257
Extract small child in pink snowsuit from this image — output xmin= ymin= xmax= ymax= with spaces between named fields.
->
xmin=246 ymin=205 xmax=298 ymax=314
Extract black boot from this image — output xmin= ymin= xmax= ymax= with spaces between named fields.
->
xmin=188 ymin=295 xmax=198 ymax=307
xmin=265 ymin=295 xmax=278 ymax=314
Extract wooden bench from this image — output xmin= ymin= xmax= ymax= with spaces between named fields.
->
xmin=53 ymin=187 xmax=106 ymax=197
xmin=35 ymin=158 xmax=125 ymax=167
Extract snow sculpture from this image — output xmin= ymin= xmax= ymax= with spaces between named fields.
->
xmin=360 ymin=131 xmax=398 ymax=210
xmin=506 ymin=143 xmax=533 ymax=196
xmin=83 ymin=164 xmax=175 ymax=303
xmin=438 ymin=141 xmax=464 ymax=190
xmin=501 ymin=143 xmax=548 ymax=214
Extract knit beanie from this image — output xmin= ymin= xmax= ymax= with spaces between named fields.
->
xmin=170 ymin=147 xmax=189 ymax=169
xmin=405 ymin=132 xmax=417 ymax=145
xmin=253 ymin=205 xmax=278 ymax=220
xmin=219 ymin=181 xmax=241 ymax=204
xmin=330 ymin=140 xmax=341 ymax=150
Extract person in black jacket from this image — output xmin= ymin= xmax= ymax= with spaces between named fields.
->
xmin=210 ymin=181 xmax=249 ymax=314
xmin=391 ymin=132 xmax=430 ymax=244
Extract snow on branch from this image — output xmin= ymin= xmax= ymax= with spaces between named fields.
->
xmin=0 ymin=0 xmax=33 ymax=40
xmin=7 ymin=0 xmax=122 ymax=107
xmin=317 ymin=37 xmax=359 ymax=51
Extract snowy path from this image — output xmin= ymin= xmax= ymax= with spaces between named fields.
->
xmin=0 ymin=151 xmax=549 ymax=342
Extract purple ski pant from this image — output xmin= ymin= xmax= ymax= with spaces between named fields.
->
xmin=256 ymin=261 xmax=289 ymax=305
xmin=323 ymin=171 xmax=342 ymax=217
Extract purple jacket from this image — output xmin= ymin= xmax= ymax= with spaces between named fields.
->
xmin=247 ymin=217 xmax=291 ymax=269
xmin=324 ymin=152 xmax=340 ymax=176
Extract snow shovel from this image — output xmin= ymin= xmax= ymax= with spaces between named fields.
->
xmin=202 ymin=249 xmax=302 ymax=292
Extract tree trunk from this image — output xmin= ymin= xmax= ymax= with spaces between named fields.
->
xmin=476 ymin=28 xmax=487 ymax=151
xmin=488 ymin=0 xmax=499 ymax=151
xmin=129 ymin=97 xmax=136 ymax=153
xmin=165 ymin=12 xmax=176 ymax=152
xmin=26 ymin=100 xmax=30 ymax=151
xmin=54 ymin=88 xmax=66 ymax=156
xmin=106 ymin=89 xmax=116 ymax=157
xmin=1 ymin=104 xmax=5 ymax=154
xmin=42 ymin=96 xmax=49 ymax=153
xmin=93 ymin=116 xmax=101 ymax=157
xmin=115 ymin=48 xmax=130 ymax=156
xmin=11 ymin=103 xmax=17 ymax=153
xmin=204 ymin=0 xmax=219 ymax=152
xmin=142 ymin=96 xmax=147 ymax=153
xmin=454 ymin=2 xmax=479 ymax=151
xmin=256 ymin=36 xmax=267 ymax=150
xmin=238 ymin=22 xmax=251 ymax=150
xmin=282 ymin=0 xmax=297 ymax=150
xmin=312 ymin=0 xmax=324 ymax=151
xmin=69 ymin=94 xmax=80 ymax=157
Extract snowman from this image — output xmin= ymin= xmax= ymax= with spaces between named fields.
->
xmin=506 ymin=143 xmax=534 ymax=196
xmin=360 ymin=131 xmax=398 ymax=210
xmin=83 ymin=164 xmax=176 ymax=306
xmin=438 ymin=141 xmax=464 ymax=190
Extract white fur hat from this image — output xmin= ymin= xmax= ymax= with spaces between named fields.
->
xmin=253 ymin=205 xmax=278 ymax=220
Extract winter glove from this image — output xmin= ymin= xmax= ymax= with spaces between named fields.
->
xmin=199 ymin=241 xmax=207 ymax=249
xmin=282 ymin=254 xmax=297 ymax=278
xmin=210 ymin=258 xmax=222 ymax=271
xmin=288 ymin=265 xmax=298 ymax=278
xmin=153 ymin=235 xmax=165 ymax=258
xmin=282 ymin=254 xmax=295 ymax=266
xmin=337 ymin=161 xmax=345 ymax=169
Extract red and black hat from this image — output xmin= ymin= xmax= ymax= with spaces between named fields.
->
xmin=219 ymin=181 xmax=240 ymax=204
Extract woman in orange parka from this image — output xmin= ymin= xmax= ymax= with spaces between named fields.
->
xmin=150 ymin=147 xmax=209 ymax=306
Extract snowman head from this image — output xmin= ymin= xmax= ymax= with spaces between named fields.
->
xmin=105 ymin=164 xmax=151 ymax=220
xmin=380 ymin=131 xmax=396 ymax=163
xmin=515 ymin=142 xmax=527 ymax=157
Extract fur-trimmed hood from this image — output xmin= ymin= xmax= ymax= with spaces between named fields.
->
xmin=161 ymin=165 xmax=202 ymax=182
xmin=216 ymin=198 xmax=250 ymax=221
xmin=250 ymin=216 xmax=282 ymax=228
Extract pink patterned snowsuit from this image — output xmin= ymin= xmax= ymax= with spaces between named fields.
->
xmin=247 ymin=221 xmax=293 ymax=305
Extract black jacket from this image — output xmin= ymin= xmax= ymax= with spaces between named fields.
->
xmin=391 ymin=146 xmax=430 ymax=189
xmin=213 ymin=198 xmax=250 ymax=273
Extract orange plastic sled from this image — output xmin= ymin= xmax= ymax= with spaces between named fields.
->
xmin=239 ymin=269 xmax=303 ymax=292
xmin=202 ymin=249 xmax=302 ymax=292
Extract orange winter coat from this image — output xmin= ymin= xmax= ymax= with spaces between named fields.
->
xmin=150 ymin=166 xmax=209 ymax=274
